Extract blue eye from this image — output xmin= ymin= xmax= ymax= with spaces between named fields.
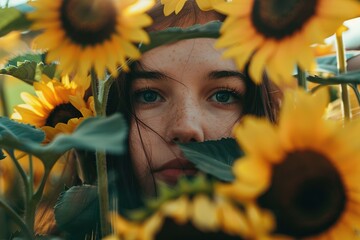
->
xmin=211 ymin=90 xmax=241 ymax=104
xmin=135 ymin=90 xmax=162 ymax=103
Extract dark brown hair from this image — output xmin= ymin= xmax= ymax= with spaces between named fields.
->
xmin=107 ymin=0 xmax=282 ymax=210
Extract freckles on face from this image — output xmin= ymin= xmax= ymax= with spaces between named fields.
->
xmin=129 ymin=38 xmax=246 ymax=193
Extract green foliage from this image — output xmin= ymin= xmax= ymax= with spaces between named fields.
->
xmin=0 ymin=113 xmax=128 ymax=168
xmin=129 ymin=175 xmax=213 ymax=221
xmin=0 ymin=5 xmax=33 ymax=38
xmin=139 ymin=21 xmax=221 ymax=53
xmin=308 ymin=70 xmax=360 ymax=84
xmin=7 ymin=53 xmax=44 ymax=66
xmin=54 ymin=185 xmax=99 ymax=235
xmin=0 ymin=60 xmax=58 ymax=85
xmin=0 ymin=116 xmax=45 ymax=159
xmin=178 ymin=138 xmax=243 ymax=182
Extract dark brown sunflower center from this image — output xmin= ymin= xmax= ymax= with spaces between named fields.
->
xmin=60 ymin=0 xmax=118 ymax=46
xmin=257 ymin=150 xmax=346 ymax=238
xmin=251 ymin=0 xmax=318 ymax=39
xmin=45 ymin=103 xmax=83 ymax=127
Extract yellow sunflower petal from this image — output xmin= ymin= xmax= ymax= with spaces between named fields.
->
xmin=217 ymin=199 xmax=252 ymax=237
xmin=161 ymin=195 xmax=189 ymax=224
xmin=191 ymin=194 xmax=219 ymax=232
xmin=232 ymin=158 xmax=272 ymax=193
xmin=233 ymin=117 xmax=284 ymax=163
xmin=28 ymin=0 xmax=153 ymax=78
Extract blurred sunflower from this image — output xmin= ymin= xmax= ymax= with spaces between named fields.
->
xmin=0 ymin=151 xmax=66 ymax=196
xmin=161 ymin=0 xmax=222 ymax=16
xmin=11 ymin=75 xmax=94 ymax=142
xmin=27 ymin=0 xmax=154 ymax=79
xmin=214 ymin=0 xmax=360 ymax=86
xmin=106 ymin=176 xmax=277 ymax=240
xmin=0 ymin=155 xmax=15 ymax=195
xmin=106 ymin=196 xmax=275 ymax=240
xmin=217 ymin=89 xmax=360 ymax=238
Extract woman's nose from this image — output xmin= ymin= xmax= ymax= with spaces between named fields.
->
xmin=167 ymin=104 xmax=204 ymax=143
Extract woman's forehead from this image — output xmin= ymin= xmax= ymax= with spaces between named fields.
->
xmin=139 ymin=38 xmax=234 ymax=69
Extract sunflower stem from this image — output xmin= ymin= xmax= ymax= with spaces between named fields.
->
xmin=7 ymin=151 xmax=31 ymax=215
xmin=28 ymin=154 xmax=34 ymax=201
xmin=0 ymin=77 xmax=9 ymax=117
xmin=91 ymin=70 xmax=101 ymax=114
xmin=90 ymin=70 xmax=112 ymax=236
xmin=296 ymin=66 xmax=307 ymax=90
xmin=335 ymin=26 xmax=351 ymax=121
xmin=34 ymin=169 xmax=50 ymax=202
xmin=0 ymin=197 xmax=33 ymax=239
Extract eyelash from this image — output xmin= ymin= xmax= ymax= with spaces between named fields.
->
xmin=132 ymin=86 xmax=244 ymax=105
xmin=209 ymin=87 xmax=244 ymax=106
xmin=133 ymin=87 xmax=164 ymax=104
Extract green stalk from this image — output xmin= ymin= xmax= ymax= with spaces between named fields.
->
xmin=34 ymin=169 xmax=50 ymax=201
xmin=0 ymin=198 xmax=33 ymax=239
xmin=90 ymin=71 xmax=114 ymax=236
xmin=0 ymin=77 xmax=9 ymax=116
xmin=296 ymin=66 xmax=307 ymax=90
xmin=25 ymin=154 xmax=35 ymax=232
xmin=7 ymin=151 xmax=29 ymax=197
xmin=335 ymin=26 xmax=351 ymax=121
xmin=28 ymin=155 xmax=34 ymax=200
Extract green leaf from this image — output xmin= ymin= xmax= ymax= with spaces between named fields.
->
xmin=0 ymin=113 xmax=127 ymax=167
xmin=308 ymin=70 xmax=360 ymax=85
xmin=139 ymin=21 xmax=221 ymax=53
xmin=0 ymin=117 xmax=44 ymax=160
xmin=0 ymin=5 xmax=32 ymax=37
xmin=178 ymin=138 xmax=243 ymax=182
xmin=0 ymin=60 xmax=58 ymax=85
xmin=54 ymin=185 xmax=99 ymax=234
xmin=44 ymin=113 xmax=128 ymax=159
xmin=0 ymin=117 xmax=45 ymax=144
xmin=6 ymin=53 xmax=44 ymax=66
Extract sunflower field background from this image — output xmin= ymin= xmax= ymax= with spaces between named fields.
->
xmin=1 ymin=0 xmax=360 ymax=239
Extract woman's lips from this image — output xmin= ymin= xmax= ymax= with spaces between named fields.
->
xmin=153 ymin=158 xmax=198 ymax=185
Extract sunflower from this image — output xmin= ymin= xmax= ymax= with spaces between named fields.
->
xmin=11 ymin=75 xmax=94 ymax=142
xmin=106 ymin=196 xmax=275 ymax=240
xmin=214 ymin=0 xmax=360 ymax=86
xmin=106 ymin=175 xmax=277 ymax=240
xmin=156 ymin=195 xmax=276 ymax=239
xmin=161 ymin=0 xmax=223 ymax=16
xmin=27 ymin=0 xmax=154 ymax=79
xmin=217 ymin=89 xmax=360 ymax=239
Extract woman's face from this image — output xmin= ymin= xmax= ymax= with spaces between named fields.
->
xmin=129 ymin=38 xmax=246 ymax=195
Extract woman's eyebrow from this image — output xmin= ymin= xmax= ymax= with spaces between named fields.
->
xmin=208 ymin=70 xmax=247 ymax=81
xmin=131 ymin=70 xmax=173 ymax=81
